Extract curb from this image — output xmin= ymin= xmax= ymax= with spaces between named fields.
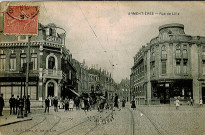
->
xmin=0 ymin=118 xmax=33 ymax=127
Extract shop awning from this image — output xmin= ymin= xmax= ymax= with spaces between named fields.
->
xmin=70 ymin=89 xmax=80 ymax=97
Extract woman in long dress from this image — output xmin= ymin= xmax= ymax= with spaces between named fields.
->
xmin=81 ymin=99 xmax=85 ymax=110
xmin=131 ymin=99 xmax=136 ymax=110
xmin=69 ymin=99 xmax=74 ymax=111
xmin=176 ymin=98 xmax=180 ymax=110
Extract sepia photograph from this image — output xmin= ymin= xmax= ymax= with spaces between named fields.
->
xmin=0 ymin=1 xmax=205 ymax=135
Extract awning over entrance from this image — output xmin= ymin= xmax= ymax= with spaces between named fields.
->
xmin=70 ymin=89 xmax=80 ymax=97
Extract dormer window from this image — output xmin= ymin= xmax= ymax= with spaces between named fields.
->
xmin=49 ymin=28 xmax=53 ymax=36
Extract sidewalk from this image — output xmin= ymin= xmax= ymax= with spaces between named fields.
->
xmin=0 ymin=108 xmax=43 ymax=127
xmin=0 ymin=114 xmax=32 ymax=127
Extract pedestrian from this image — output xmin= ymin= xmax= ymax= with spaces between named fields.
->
xmin=64 ymin=96 xmax=69 ymax=111
xmin=122 ymin=97 xmax=126 ymax=109
xmin=9 ymin=94 xmax=16 ymax=115
xmin=16 ymin=95 xmax=20 ymax=115
xmin=53 ymin=96 xmax=58 ymax=112
xmin=48 ymin=96 xmax=52 ymax=107
xmin=45 ymin=97 xmax=50 ymax=113
xmin=199 ymin=98 xmax=203 ymax=107
xmin=176 ymin=98 xmax=180 ymax=110
xmin=114 ymin=93 xmax=119 ymax=111
xmin=51 ymin=96 xmax=54 ymax=106
xmin=118 ymin=98 xmax=121 ymax=111
xmin=26 ymin=95 xmax=31 ymax=113
xmin=190 ymin=98 xmax=193 ymax=106
xmin=69 ymin=99 xmax=74 ymax=111
xmin=0 ymin=93 xmax=5 ymax=116
xmin=81 ymin=99 xmax=85 ymax=110
xmin=84 ymin=97 xmax=89 ymax=111
xmin=74 ymin=97 xmax=80 ymax=110
xmin=131 ymin=98 xmax=136 ymax=110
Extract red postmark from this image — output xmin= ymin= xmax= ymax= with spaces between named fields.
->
xmin=4 ymin=6 xmax=39 ymax=35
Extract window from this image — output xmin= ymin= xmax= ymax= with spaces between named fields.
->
xmin=0 ymin=54 xmax=6 ymax=71
xmin=161 ymin=45 xmax=166 ymax=55
xmin=162 ymin=61 xmax=166 ymax=74
xmin=202 ymin=46 xmax=205 ymax=56
xmin=151 ymin=62 xmax=155 ymax=76
xmin=203 ymin=61 xmax=205 ymax=75
xmin=20 ymin=54 xmax=26 ymax=68
xmin=183 ymin=60 xmax=188 ymax=74
xmin=10 ymin=54 xmax=16 ymax=70
xmin=69 ymin=70 xmax=72 ymax=80
xmin=161 ymin=45 xmax=167 ymax=60
xmin=176 ymin=44 xmax=181 ymax=58
xmin=176 ymin=61 xmax=180 ymax=74
xmin=183 ymin=45 xmax=188 ymax=58
xmin=49 ymin=28 xmax=53 ymax=36
xmin=31 ymin=53 xmax=37 ymax=70
xmin=48 ymin=56 xmax=55 ymax=69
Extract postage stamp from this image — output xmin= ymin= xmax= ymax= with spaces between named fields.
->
xmin=3 ymin=6 xmax=39 ymax=35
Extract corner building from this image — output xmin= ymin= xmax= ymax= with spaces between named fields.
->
xmin=131 ymin=23 xmax=205 ymax=105
xmin=0 ymin=23 xmax=77 ymax=106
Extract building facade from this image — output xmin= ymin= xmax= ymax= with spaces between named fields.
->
xmin=88 ymin=67 xmax=115 ymax=100
xmin=0 ymin=23 xmax=77 ymax=106
xmin=118 ymin=78 xmax=130 ymax=102
xmin=72 ymin=59 xmax=89 ymax=95
xmin=131 ymin=23 xmax=205 ymax=105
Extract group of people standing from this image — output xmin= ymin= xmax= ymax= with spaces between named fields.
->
xmin=0 ymin=93 xmax=31 ymax=116
xmin=9 ymin=95 xmax=31 ymax=115
xmin=176 ymin=98 xmax=203 ymax=110
xmin=45 ymin=96 xmax=59 ymax=113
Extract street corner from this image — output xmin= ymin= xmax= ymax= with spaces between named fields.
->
xmin=0 ymin=114 xmax=32 ymax=127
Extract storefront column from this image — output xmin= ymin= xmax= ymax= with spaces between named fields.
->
xmin=193 ymin=78 xmax=200 ymax=104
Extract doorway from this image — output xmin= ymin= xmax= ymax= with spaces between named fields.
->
xmin=202 ymin=87 xmax=205 ymax=104
xmin=48 ymin=82 xmax=54 ymax=97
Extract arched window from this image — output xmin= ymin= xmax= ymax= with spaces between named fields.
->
xmin=49 ymin=28 xmax=53 ymax=36
xmin=48 ymin=56 xmax=55 ymax=69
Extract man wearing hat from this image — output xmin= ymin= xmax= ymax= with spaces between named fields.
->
xmin=0 ymin=93 xmax=4 ymax=116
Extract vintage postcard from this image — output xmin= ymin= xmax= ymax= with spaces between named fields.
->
xmin=0 ymin=1 xmax=205 ymax=135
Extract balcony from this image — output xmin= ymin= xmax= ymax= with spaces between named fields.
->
xmin=175 ymin=53 xmax=181 ymax=59
xmin=202 ymin=55 xmax=205 ymax=60
xmin=161 ymin=54 xmax=167 ymax=60
xmin=183 ymin=53 xmax=188 ymax=59
xmin=43 ymin=69 xmax=62 ymax=79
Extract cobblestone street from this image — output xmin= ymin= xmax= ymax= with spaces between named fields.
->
xmin=1 ymin=105 xmax=205 ymax=135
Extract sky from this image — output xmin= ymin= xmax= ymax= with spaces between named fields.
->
xmin=1 ymin=1 xmax=205 ymax=83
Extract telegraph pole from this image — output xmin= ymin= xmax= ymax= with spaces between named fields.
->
xmin=24 ymin=36 xmax=31 ymax=117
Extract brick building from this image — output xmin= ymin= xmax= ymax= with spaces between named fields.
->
xmin=131 ymin=23 xmax=205 ymax=105
xmin=0 ymin=23 xmax=77 ymax=106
